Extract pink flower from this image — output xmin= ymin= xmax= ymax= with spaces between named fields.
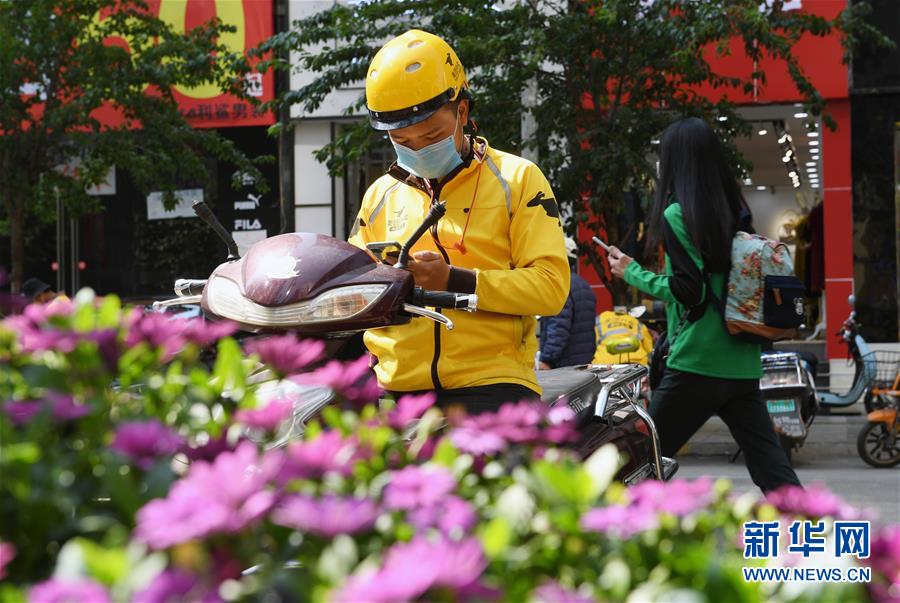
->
xmin=389 ymin=393 xmax=436 ymax=429
xmin=135 ymin=442 xmax=283 ymax=549
xmin=408 ymin=495 xmax=477 ymax=536
xmin=629 ymin=477 xmax=714 ymax=516
xmin=47 ymin=393 xmax=91 ymax=422
xmin=335 ymin=537 xmax=487 ymax=602
xmin=867 ymin=525 xmax=900 ymax=587
xmin=290 ymin=357 xmax=380 ymax=405
xmin=384 ymin=465 xmax=456 ymax=511
xmin=580 ymin=504 xmax=659 ymax=538
xmin=450 ymin=425 xmax=508 ymax=455
xmin=244 ymin=334 xmax=324 ymax=375
xmin=272 ymin=494 xmax=379 ymax=537
xmin=181 ymin=319 xmax=236 ymax=348
xmin=111 ymin=420 xmax=185 ymax=470
xmin=125 ymin=309 xmax=186 ymax=360
xmin=182 ymin=434 xmax=238 ymax=463
xmin=3 ymin=401 xmax=42 ymax=425
xmin=29 ymin=579 xmax=111 ymax=603
xmin=133 ymin=569 xmax=195 ymax=603
xmin=765 ymin=483 xmax=858 ymax=519
xmin=532 ymin=580 xmax=595 ymax=603
xmin=235 ymin=399 xmax=293 ymax=431
xmin=2 ymin=394 xmax=89 ymax=426
xmin=449 ymin=401 xmax=579 ymax=456
xmin=279 ymin=430 xmax=364 ymax=482
xmin=0 ymin=541 xmax=15 ymax=580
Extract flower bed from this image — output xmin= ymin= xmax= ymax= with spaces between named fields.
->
xmin=0 ymin=291 xmax=897 ymax=602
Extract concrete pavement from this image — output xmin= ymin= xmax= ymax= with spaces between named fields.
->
xmin=677 ymin=451 xmax=900 ymax=525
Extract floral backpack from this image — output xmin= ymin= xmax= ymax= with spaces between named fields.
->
xmin=708 ymin=232 xmax=805 ymax=342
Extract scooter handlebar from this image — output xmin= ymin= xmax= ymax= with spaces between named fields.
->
xmin=411 ymin=288 xmax=477 ymax=312
xmin=174 ymin=279 xmax=208 ymax=297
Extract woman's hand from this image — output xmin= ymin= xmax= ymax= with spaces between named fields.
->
xmin=607 ymin=246 xmax=633 ymax=278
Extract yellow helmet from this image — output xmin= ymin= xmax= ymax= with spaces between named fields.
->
xmin=366 ymin=30 xmax=469 ymax=131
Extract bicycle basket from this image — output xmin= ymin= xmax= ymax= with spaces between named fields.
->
xmin=865 ymin=351 xmax=900 ymax=390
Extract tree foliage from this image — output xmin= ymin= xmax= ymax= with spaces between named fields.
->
xmin=0 ymin=0 xmax=265 ymax=290
xmin=260 ymin=0 xmax=885 ymax=302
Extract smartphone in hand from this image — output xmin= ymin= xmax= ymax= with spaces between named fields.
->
xmin=592 ymin=236 xmax=611 ymax=253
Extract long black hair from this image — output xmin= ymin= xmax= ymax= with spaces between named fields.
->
xmin=646 ymin=117 xmax=746 ymax=273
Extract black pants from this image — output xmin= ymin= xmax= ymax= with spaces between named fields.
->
xmin=651 ymin=369 xmax=801 ymax=493
xmin=388 ymin=384 xmax=538 ymax=415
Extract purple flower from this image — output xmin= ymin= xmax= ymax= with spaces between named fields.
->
xmin=384 ymin=465 xmax=456 ymax=511
xmin=765 ymin=483 xmax=858 ymax=519
xmin=450 ymin=426 xmax=508 ymax=455
xmin=867 ymin=525 xmax=900 ymax=586
xmin=132 ymin=569 xmax=197 ymax=603
xmin=0 ymin=541 xmax=15 ymax=580
xmin=125 ymin=309 xmax=186 ymax=360
xmin=29 ymin=579 xmax=111 ymax=603
xmin=629 ymin=477 xmax=714 ymax=517
xmin=48 ymin=393 xmax=91 ymax=422
xmin=279 ymin=430 xmax=364 ymax=482
xmin=272 ymin=494 xmax=379 ymax=537
xmin=532 ymin=580 xmax=596 ymax=603
xmin=182 ymin=434 xmax=237 ymax=463
xmin=86 ymin=328 xmax=121 ymax=370
xmin=449 ymin=401 xmax=579 ymax=455
xmin=408 ymin=495 xmax=477 ymax=536
xmin=3 ymin=401 xmax=42 ymax=425
xmin=2 ymin=394 xmax=89 ymax=426
xmin=244 ymin=334 xmax=324 ymax=375
xmin=335 ymin=537 xmax=487 ymax=603
xmin=135 ymin=441 xmax=283 ymax=549
xmin=290 ymin=357 xmax=380 ymax=405
xmin=181 ymin=319 xmax=236 ymax=348
xmin=389 ymin=393 xmax=436 ymax=429
xmin=581 ymin=504 xmax=659 ymax=538
xmin=111 ymin=420 xmax=185 ymax=470
xmin=235 ymin=399 xmax=293 ymax=431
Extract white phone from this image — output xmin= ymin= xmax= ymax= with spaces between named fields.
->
xmin=591 ymin=236 xmax=611 ymax=253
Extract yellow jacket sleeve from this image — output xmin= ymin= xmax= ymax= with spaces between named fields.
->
xmin=474 ymin=164 xmax=569 ymax=316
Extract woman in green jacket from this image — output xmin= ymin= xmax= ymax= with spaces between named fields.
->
xmin=608 ymin=117 xmax=800 ymax=492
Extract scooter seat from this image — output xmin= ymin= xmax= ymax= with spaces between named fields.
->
xmin=537 ymin=365 xmax=607 ymax=406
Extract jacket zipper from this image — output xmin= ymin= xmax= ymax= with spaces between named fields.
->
xmin=388 ymin=147 xmax=475 ymax=392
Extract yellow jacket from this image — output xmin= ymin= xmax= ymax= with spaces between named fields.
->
xmin=349 ymin=137 xmax=569 ymax=394
xmin=592 ymin=310 xmax=654 ymax=366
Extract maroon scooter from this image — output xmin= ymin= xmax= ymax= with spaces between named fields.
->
xmin=157 ymin=201 xmax=676 ymax=483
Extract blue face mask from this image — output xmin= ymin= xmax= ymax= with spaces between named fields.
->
xmin=391 ymin=113 xmax=463 ymax=180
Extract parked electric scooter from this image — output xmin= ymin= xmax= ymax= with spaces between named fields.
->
xmin=856 ymin=353 xmax=900 ymax=467
xmin=816 ymin=296 xmax=879 ymax=412
xmin=758 ymin=351 xmax=818 ymax=464
xmin=157 ymin=202 xmax=677 ymax=483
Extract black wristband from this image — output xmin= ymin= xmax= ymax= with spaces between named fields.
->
xmin=447 ymin=267 xmax=476 ymax=294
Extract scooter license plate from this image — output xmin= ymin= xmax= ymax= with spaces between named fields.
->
xmin=766 ymin=399 xmax=797 ymax=414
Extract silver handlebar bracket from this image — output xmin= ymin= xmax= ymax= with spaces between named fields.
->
xmin=403 ymin=304 xmax=455 ymax=330
xmin=592 ymin=364 xmax=665 ymax=481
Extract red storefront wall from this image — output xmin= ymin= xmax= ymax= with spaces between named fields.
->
xmin=581 ymin=0 xmax=852 ymax=359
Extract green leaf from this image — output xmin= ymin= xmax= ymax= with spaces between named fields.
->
xmin=479 ymin=516 xmax=512 ymax=559
xmin=213 ymin=337 xmax=246 ymax=400
xmin=532 ymin=460 xmax=596 ymax=505
xmin=1 ymin=442 xmax=42 ymax=464
xmin=0 ymin=585 xmax=26 ymax=603
xmin=431 ymin=437 xmax=459 ymax=468
xmin=79 ymin=539 xmax=130 ymax=586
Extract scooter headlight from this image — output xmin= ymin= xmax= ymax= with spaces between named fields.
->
xmin=207 ymin=277 xmax=388 ymax=327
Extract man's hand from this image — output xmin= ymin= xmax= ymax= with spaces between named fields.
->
xmin=607 ymin=245 xmax=633 ymax=278
xmin=409 ymin=250 xmax=450 ymax=291
xmin=538 ymin=361 xmax=552 ymax=370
